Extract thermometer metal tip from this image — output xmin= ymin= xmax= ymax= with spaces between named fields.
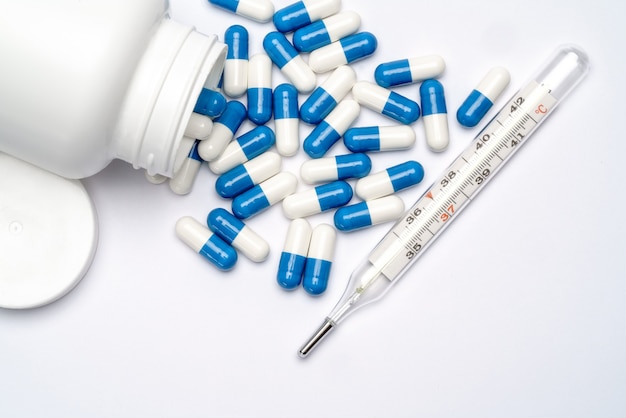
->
xmin=298 ymin=318 xmax=335 ymax=358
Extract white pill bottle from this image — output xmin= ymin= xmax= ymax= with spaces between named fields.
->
xmin=0 ymin=0 xmax=226 ymax=179
xmin=0 ymin=0 xmax=225 ymax=309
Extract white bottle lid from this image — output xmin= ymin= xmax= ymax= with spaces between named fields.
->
xmin=0 ymin=153 xmax=98 ymax=309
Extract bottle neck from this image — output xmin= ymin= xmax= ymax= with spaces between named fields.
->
xmin=113 ymin=18 xmax=226 ymax=177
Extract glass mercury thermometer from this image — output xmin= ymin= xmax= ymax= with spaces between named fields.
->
xmin=298 ymin=44 xmax=590 ymax=358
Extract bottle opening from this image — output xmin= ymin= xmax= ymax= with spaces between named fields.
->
xmin=113 ymin=18 xmax=226 ymax=177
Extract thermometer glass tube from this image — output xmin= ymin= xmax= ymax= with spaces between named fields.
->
xmin=298 ymin=45 xmax=590 ymax=358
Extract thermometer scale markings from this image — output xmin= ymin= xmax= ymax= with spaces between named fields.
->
xmin=372 ymin=83 xmax=553 ymax=281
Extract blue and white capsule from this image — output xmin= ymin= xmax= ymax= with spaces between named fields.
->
xmin=232 ymin=172 xmax=298 ymax=219
xmin=282 ymin=180 xmax=353 ymax=219
xmin=208 ymin=126 xmax=275 ymax=174
xmin=273 ymin=0 xmax=341 ymax=33
xmin=193 ymin=88 xmax=227 ymax=118
xmin=343 ymin=125 xmax=416 ymax=153
xmin=198 ymin=100 xmax=247 ymax=161
xmin=457 ymin=67 xmax=510 ymax=128
xmin=352 ymin=81 xmax=420 ymax=125
xmin=300 ymin=65 xmax=356 ymax=124
xmin=208 ymin=0 xmax=274 ymax=23
xmin=277 ymin=218 xmax=312 ymax=290
xmin=300 ymin=153 xmax=371 ymax=184
xmin=175 ymin=216 xmax=237 ymax=271
xmin=263 ymin=32 xmax=316 ymax=94
xmin=292 ymin=11 xmax=361 ymax=53
xmin=420 ymin=79 xmax=449 ymax=152
xmin=334 ymin=195 xmax=405 ymax=232
xmin=207 ymin=208 xmax=270 ymax=262
xmin=273 ymin=84 xmax=300 ymax=156
xmin=170 ymin=139 xmax=204 ymax=195
xmin=247 ymin=54 xmax=273 ymax=125
xmin=302 ymin=223 xmax=336 ymax=295
xmin=184 ymin=112 xmax=213 ymax=140
xmin=303 ymin=99 xmax=360 ymax=158
xmin=215 ymin=152 xmax=282 ymax=199
xmin=355 ymin=160 xmax=424 ymax=201
xmin=374 ymin=55 xmax=445 ymax=88
xmin=308 ymin=32 xmax=378 ymax=74
xmin=224 ymin=25 xmax=249 ymax=98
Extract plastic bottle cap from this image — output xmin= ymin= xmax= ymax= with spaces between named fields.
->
xmin=0 ymin=153 xmax=98 ymax=309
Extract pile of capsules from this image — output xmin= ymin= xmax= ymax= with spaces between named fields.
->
xmin=167 ymin=0 xmax=511 ymax=296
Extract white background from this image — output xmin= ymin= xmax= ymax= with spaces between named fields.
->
xmin=2 ymin=0 xmax=625 ymax=417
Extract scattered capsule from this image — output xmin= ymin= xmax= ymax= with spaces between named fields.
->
xmin=302 ymin=224 xmax=336 ymax=295
xmin=420 ymin=79 xmax=449 ymax=152
xmin=300 ymin=153 xmax=371 ymax=184
xmin=355 ymin=160 xmax=424 ymax=201
xmin=247 ymin=54 xmax=273 ymax=125
xmin=303 ymin=99 xmax=360 ymax=158
xmin=300 ymin=65 xmax=356 ymax=125
xmin=273 ymin=0 xmax=341 ymax=33
xmin=334 ymin=195 xmax=405 ymax=232
xmin=198 ymin=100 xmax=247 ymax=161
xmin=207 ymin=208 xmax=270 ymax=262
xmin=282 ymin=180 xmax=353 ymax=219
xmin=208 ymin=0 xmax=274 ymax=23
xmin=208 ymin=126 xmax=275 ymax=174
xmin=170 ymin=139 xmax=204 ymax=195
xmin=308 ymin=32 xmax=378 ymax=74
xmin=277 ymin=218 xmax=312 ymax=290
xmin=184 ymin=112 xmax=213 ymax=140
xmin=292 ymin=11 xmax=361 ymax=53
xmin=457 ymin=67 xmax=510 ymax=127
xmin=374 ymin=55 xmax=445 ymax=88
xmin=215 ymin=152 xmax=282 ymax=199
xmin=193 ymin=88 xmax=227 ymax=118
xmin=175 ymin=216 xmax=237 ymax=271
xmin=273 ymin=84 xmax=300 ymax=156
xmin=352 ymin=81 xmax=420 ymax=125
xmin=263 ymin=32 xmax=316 ymax=94
xmin=232 ymin=172 xmax=298 ymax=219
xmin=224 ymin=25 xmax=249 ymax=98
xmin=343 ymin=125 xmax=416 ymax=153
